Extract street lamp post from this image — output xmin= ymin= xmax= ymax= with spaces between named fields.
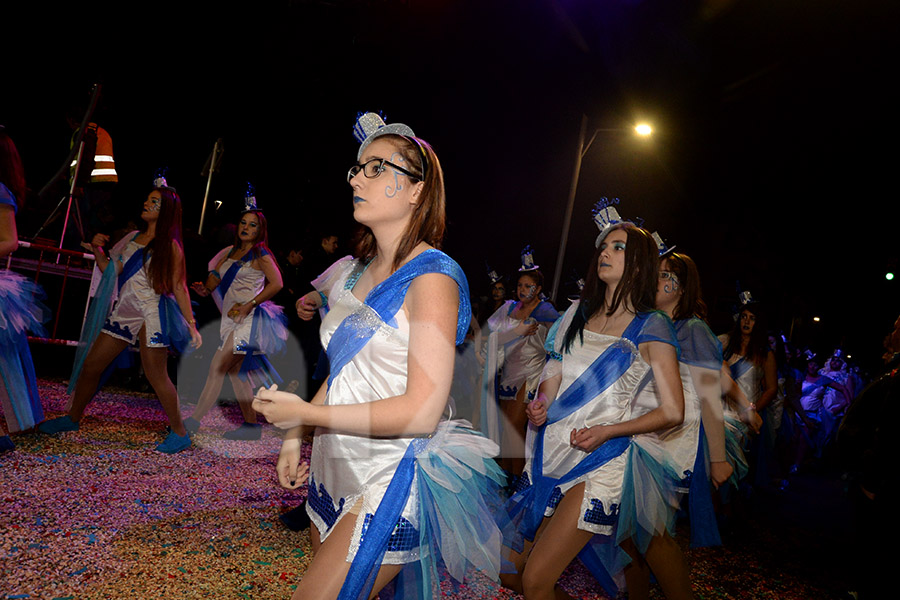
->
xmin=549 ymin=115 xmax=652 ymax=303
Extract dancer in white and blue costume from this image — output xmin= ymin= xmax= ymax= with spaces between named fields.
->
xmin=502 ymin=215 xmax=693 ymax=600
xmin=643 ymin=249 xmax=734 ymax=549
xmin=0 ymin=130 xmax=50 ymax=451
xmin=254 ymin=113 xmax=503 ymax=600
xmin=718 ymin=300 xmax=774 ymax=488
xmin=185 ymin=195 xmax=287 ymax=439
xmin=481 ymin=259 xmax=559 ymax=477
xmin=39 ymin=178 xmax=202 ymax=454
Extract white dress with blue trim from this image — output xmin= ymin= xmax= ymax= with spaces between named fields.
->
xmin=101 ymin=233 xmax=168 ymax=347
xmin=519 ymin=303 xmax=682 ymax=536
xmin=207 ymin=246 xmax=287 ymax=358
xmin=304 ymin=252 xmax=504 ymax=599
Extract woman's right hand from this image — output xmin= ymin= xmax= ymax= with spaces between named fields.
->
xmin=276 ymin=435 xmax=308 ymax=490
xmin=514 ymin=320 xmax=539 ymax=337
xmin=526 ymin=396 xmax=548 ymax=426
xmin=709 ymin=461 xmax=734 ymax=489
xmin=741 ymin=407 xmax=763 ymax=434
xmin=190 ymin=281 xmax=209 ymax=296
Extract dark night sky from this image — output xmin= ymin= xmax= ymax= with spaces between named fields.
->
xmin=4 ymin=0 xmax=899 ymax=372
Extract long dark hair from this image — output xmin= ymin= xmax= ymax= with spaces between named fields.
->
xmin=141 ymin=186 xmax=183 ymax=295
xmin=664 ymin=252 xmax=707 ymax=321
xmin=563 ymin=223 xmax=658 ymax=352
xmin=0 ymin=130 xmax=26 ymax=206
xmin=723 ymin=303 xmax=771 ymax=365
xmin=233 ymin=210 xmax=271 ymax=261
xmin=352 ymin=134 xmax=445 ymax=272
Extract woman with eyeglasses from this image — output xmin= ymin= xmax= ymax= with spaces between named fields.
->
xmin=502 ymin=212 xmax=692 ymax=600
xmin=39 ymin=172 xmax=202 ymax=454
xmin=184 ymin=191 xmax=286 ymax=440
xmin=481 ymin=264 xmax=559 ymax=479
xmin=253 ymin=113 xmax=504 ymax=600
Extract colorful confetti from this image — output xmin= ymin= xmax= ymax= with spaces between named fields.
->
xmin=0 ymin=378 xmax=849 ymax=599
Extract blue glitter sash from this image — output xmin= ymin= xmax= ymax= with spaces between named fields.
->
xmin=326 ymin=250 xmax=471 ymax=388
xmin=332 ymin=250 xmax=471 ymax=600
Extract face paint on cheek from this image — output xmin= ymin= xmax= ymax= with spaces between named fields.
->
xmin=149 ymin=198 xmax=161 ymax=213
xmin=384 ymin=152 xmax=406 ymax=198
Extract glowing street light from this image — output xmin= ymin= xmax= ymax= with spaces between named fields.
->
xmin=550 ymin=115 xmax=655 ymax=302
xmin=887 ymin=272 xmax=895 ymax=281
xmin=813 ymin=317 xmax=821 ymax=322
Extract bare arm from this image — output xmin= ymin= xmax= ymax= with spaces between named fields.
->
xmin=757 ymin=351 xmax=778 ymax=410
xmin=0 ymin=205 xmax=18 ymax=259
xmin=691 ymin=365 xmax=727 ymax=463
xmin=256 ymin=272 xmax=459 ymax=436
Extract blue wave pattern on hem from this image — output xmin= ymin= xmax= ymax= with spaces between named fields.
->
xmin=307 ymin=474 xmax=346 ymax=531
xmin=102 ymin=319 xmax=132 ymax=339
xmin=583 ymin=498 xmax=619 ymax=526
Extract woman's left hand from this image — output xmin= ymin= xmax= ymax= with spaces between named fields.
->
xmin=570 ymin=425 xmax=610 ymax=452
xmin=228 ymin=302 xmax=253 ymax=324
xmin=189 ymin=325 xmax=203 ymax=349
xmin=252 ymin=384 xmax=308 ymax=429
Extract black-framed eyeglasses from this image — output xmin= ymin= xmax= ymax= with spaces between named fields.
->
xmin=347 ymin=158 xmax=419 ymax=183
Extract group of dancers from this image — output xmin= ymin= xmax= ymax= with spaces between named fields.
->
xmin=0 ymin=112 xmax=808 ymax=600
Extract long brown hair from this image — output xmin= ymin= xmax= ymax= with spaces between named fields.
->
xmin=723 ymin=303 xmax=771 ymax=366
xmin=0 ymin=130 xmax=26 ymax=206
xmin=563 ymin=223 xmax=658 ymax=352
xmin=141 ymin=187 xmax=183 ymax=295
xmin=664 ymin=252 xmax=708 ymax=321
xmin=352 ymin=134 xmax=445 ymax=272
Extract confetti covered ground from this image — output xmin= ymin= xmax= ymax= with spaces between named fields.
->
xmin=2 ymin=377 xmax=855 ymax=599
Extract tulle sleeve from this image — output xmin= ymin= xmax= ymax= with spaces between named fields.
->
xmin=677 ymin=317 xmax=723 ymax=370
xmin=311 ymin=254 xmax=355 ymax=307
xmin=207 ymin=246 xmax=232 ymax=272
xmin=545 ymin=301 xmax=578 ymax=359
xmin=634 ymin=310 xmax=680 ymax=357
xmin=108 ymin=231 xmax=138 ymax=269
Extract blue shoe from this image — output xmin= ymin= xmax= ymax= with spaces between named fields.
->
xmin=156 ymin=430 xmax=191 ymax=454
xmin=0 ymin=435 xmax=14 ymax=453
xmin=38 ymin=415 xmax=80 ymax=434
xmin=183 ymin=417 xmax=201 ymax=434
xmin=223 ymin=422 xmax=262 ymax=440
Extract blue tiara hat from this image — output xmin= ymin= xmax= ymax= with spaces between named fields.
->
xmin=353 ymin=111 xmax=416 ymax=160
xmin=651 ymin=231 xmax=676 ymax=258
xmin=243 ymin=182 xmax=258 ymax=212
xmin=739 ymin=290 xmax=754 ymax=305
xmin=486 ymin=263 xmax=504 ymax=285
xmin=519 ymin=245 xmax=539 ymax=272
xmin=153 ymin=167 xmax=172 ymax=190
xmin=592 ymin=197 xmax=627 ymax=247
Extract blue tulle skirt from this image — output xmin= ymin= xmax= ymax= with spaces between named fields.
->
xmin=0 ymin=271 xmax=50 ymax=432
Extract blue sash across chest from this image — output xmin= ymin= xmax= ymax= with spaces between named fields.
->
xmin=326 ymin=250 xmax=471 ymax=388
xmin=519 ymin=314 xmax=652 ymax=539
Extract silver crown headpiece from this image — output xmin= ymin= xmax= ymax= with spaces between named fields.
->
xmin=353 ymin=111 xmax=416 ymax=160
